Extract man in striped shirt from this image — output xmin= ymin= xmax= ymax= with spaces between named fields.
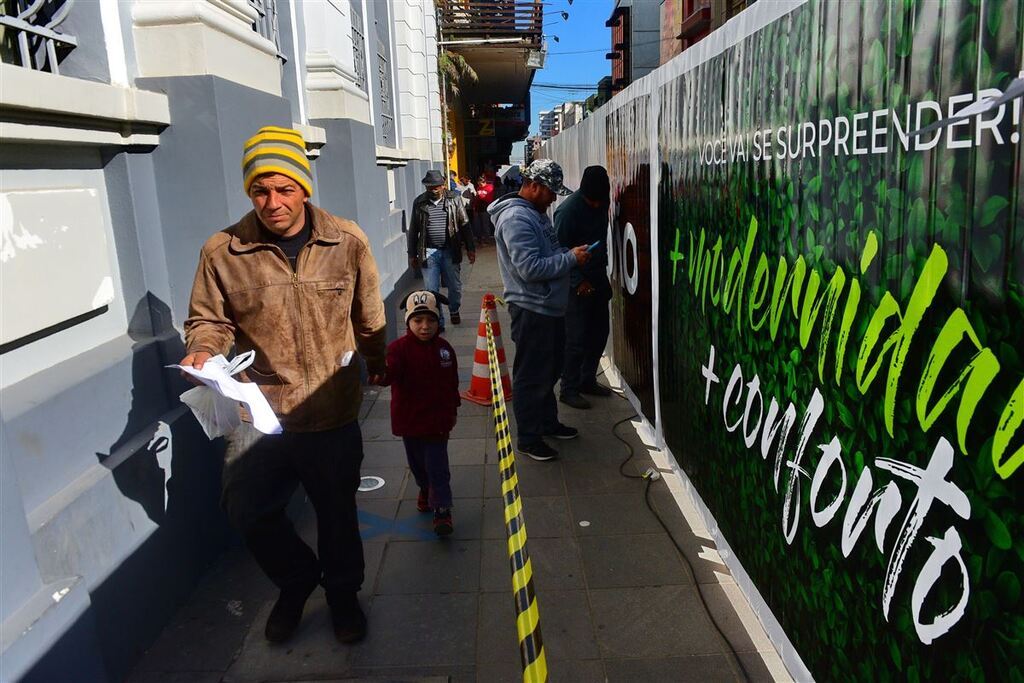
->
xmin=408 ymin=170 xmax=476 ymax=331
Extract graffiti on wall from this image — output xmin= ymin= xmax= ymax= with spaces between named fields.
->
xmin=607 ymin=96 xmax=656 ymax=421
xmin=657 ymin=1 xmax=1022 ymax=680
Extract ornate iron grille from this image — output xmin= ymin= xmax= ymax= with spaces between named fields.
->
xmin=376 ymin=44 xmax=395 ymax=146
xmin=247 ymin=0 xmax=281 ymax=56
xmin=0 ymin=0 xmax=78 ymax=73
xmin=351 ymin=21 xmax=366 ymax=92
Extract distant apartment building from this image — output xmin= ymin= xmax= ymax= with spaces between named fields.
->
xmin=524 ymin=134 xmax=545 ymax=164
xmin=539 ymin=108 xmax=560 ymax=139
xmin=536 ymin=100 xmax=584 ymax=144
xmin=660 ymin=0 xmax=756 ymax=64
xmin=605 ymin=0 xmax=661 ymax=94
xmin=585 ymin=76 xmax=614 ymax=113
xmin=560 ymin=101 xmax=586 ymax=130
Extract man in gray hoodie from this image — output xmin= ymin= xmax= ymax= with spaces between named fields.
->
xmin=489 ymin=159 xmax=592 ymax=461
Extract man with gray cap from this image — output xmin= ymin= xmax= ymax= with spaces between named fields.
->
xmin=409 ymin=169 xmax=476 ymax=331
xmin=489 ymin=159 xmax=592 ymax=461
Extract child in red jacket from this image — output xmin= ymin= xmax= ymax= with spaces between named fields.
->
xmin=384 ymin=290 xmax=461 ymax=536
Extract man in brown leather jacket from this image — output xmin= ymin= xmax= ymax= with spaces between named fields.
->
xmin=180 ymin=126 xmax=385 ymax=646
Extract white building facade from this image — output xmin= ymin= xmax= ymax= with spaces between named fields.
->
xmin=0 ymin=1 xmax=443 ymax=680
xmin=538 ymin=108 xmax=559 ymax=140
xmin=559 ymin=101 xmax=586 ymax=130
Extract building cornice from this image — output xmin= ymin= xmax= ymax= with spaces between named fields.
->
xmin=131 ymin=0 xmax=277 ymax=57
xmin=304 ymin=52 xmax=365 ymax=98
xmin=0 ymin=65 xmax=169 ymax=147
xmin=130 ymin=0 xmax=282 ymax=95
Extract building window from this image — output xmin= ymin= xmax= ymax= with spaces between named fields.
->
xmin=0 ymin=0 xmax=77 ymax=73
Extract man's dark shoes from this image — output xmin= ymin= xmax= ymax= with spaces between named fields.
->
xmin=519 ymin=440 xmax=558 ymax=461
xmin=265 ymin=582 xmax=317 ymax=643
xmin=450 ymin=312 xmax=461 ymax=325
xmin=417 ymin=488 xmax=430 ymax=513
xmin=580 ymin=382 xmax=613 ymax=397
xmin=559 ymin=393 xmax=591 ymax=409
xmin=433 ymin=507 xmax=454 ymax=536
xmin=329 ymin=593 xmax=367 ymax=643
xmin=547 ymin=423 xmax=579 ymax=440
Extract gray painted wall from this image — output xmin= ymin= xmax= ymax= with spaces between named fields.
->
xmin=311 ymin=118 xmax=380 ymax=230
xmin=54 ymin=0 xmax=110 ymax=83
xmin=2 ymin=96 xmax=234 ymax=680
xmin=277 ymin=0 xmax=307 ymax=124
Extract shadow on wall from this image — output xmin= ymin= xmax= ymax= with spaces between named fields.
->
xmin=96 ymin=294 xmax=193 ymax=525
xmin=23 ymin=294 xmax=233 ymax=682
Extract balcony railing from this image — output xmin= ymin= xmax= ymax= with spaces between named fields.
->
xmin=437 ymin=0 xmax=542 ymax=49
xmin=678 ymin=1 xmax=711 ymax=39
xmin=0 ymin=0 xmax=77 ymax=73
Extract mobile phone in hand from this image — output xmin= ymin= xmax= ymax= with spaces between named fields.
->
xmin=586 ymin=240 xmax=602 ymax=252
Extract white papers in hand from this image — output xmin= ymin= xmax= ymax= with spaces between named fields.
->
xmin=169 ymin=351 xmax=283 ymax=436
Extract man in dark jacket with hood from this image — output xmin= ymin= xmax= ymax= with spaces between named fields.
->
xmin=409 ymin=169 xmax=476 ymax=330
xmin=555 ymin=165 xmax=613 ymax=409
xmin=489 ymin=159 xmax=592 ymax=462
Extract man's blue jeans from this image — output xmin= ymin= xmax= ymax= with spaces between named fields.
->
xmin=421 ymin=247 xmax=462 ymax=328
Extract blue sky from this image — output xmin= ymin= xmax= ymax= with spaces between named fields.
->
xmin=512 ymin=0 xmax=614 ymax=160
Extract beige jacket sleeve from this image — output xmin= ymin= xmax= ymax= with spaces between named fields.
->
xmin=352 ymin=242 xmax=387 ymax=375
xmin=184 ymin=249 xmax=236 ymax=356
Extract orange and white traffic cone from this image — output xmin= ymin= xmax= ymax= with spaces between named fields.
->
xmin=461 ymin=293 xmax=513 ymax=406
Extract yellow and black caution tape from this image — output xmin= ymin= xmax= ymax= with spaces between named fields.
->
xmin=484 ymin=308 xmax=547 ymax=683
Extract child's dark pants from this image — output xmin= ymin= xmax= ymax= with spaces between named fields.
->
xmin=402 ymin=437 xmax=453 ymax=509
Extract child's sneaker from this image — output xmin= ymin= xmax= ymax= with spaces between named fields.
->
xmin=433 ymin=508 xmax=453 ymax=537
xmin=416 ymin=488 xmax=430 ymax=513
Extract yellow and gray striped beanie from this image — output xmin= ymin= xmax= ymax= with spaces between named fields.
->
xmin=242 ymin=126 xmax=313 ymax=197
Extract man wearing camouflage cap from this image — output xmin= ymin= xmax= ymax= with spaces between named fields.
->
xmin=488 ymin=159 xmax=592 ymax=462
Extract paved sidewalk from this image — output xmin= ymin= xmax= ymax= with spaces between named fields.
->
xmin=127 ymin=244 xmax=791 ymax=683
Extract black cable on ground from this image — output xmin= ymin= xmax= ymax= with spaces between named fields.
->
xmin=607 ymin=386 xmax=752 ymax=683
xmin=611 ymin=413 xmax=643 ymax=479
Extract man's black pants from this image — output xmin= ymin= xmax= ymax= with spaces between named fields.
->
xmin=560 ymin=290 xmax=610 ymax=396
xmin=222 ymin=421 xmax=364 ymax=601
xmin=509 ymin=303 xmax=565 ymax=444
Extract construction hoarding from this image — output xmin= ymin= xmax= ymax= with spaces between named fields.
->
xmin=545 ymin=0 xmax=1023 ymax=679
